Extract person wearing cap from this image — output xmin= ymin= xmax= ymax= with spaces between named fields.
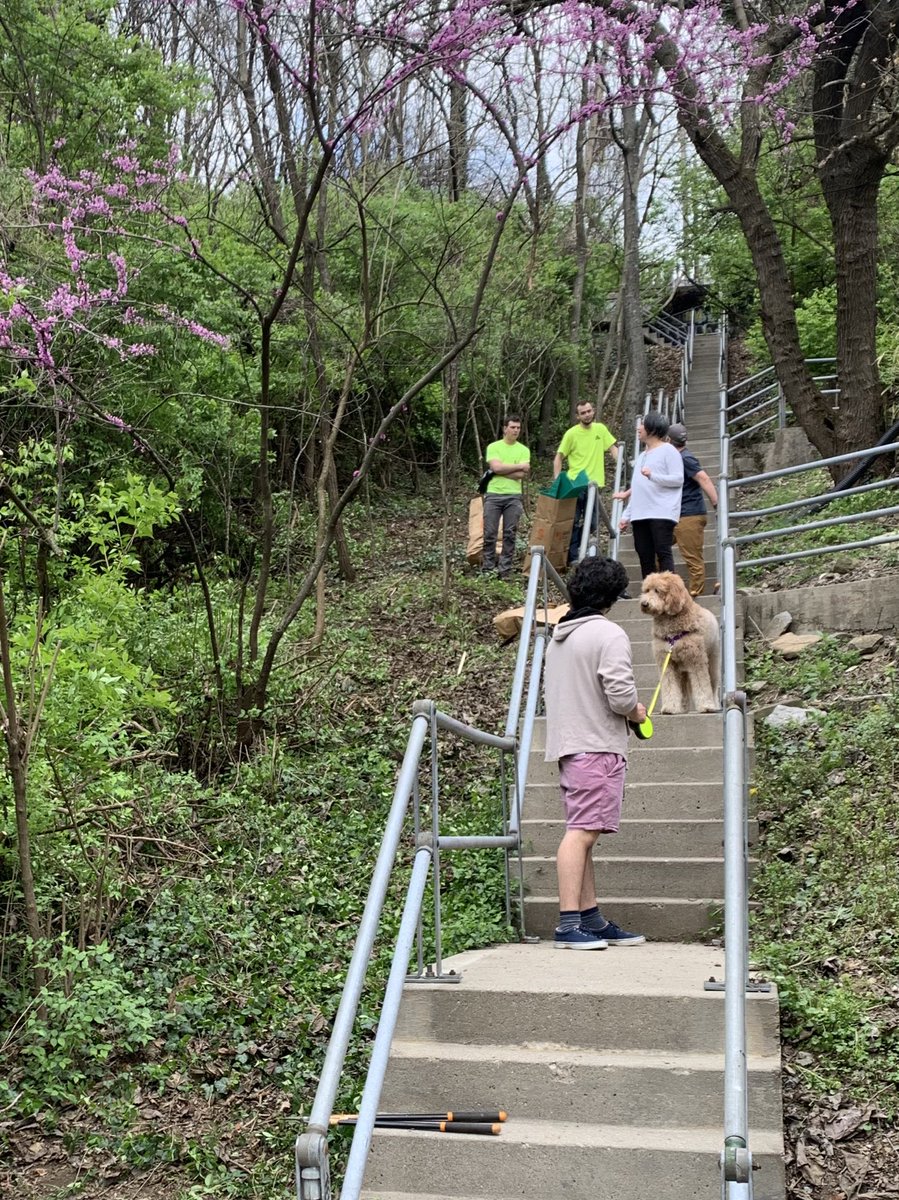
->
xmin=667 ymin=422 xmax=718 ymax=597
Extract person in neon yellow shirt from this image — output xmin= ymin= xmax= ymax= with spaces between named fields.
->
xmin=553 ymin=401 xmax=619 ymax=565
xmin=482 ymin=415 xmax=530 ymax=578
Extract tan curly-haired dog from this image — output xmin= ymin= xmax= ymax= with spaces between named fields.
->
xmin=640 ymin=572 xmax=720 ymax=714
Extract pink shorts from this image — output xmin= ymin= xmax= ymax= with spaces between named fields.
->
xmin=559 ymin=752 xmax=626 ymax=833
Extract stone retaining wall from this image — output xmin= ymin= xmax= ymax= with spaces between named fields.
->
xmin=741 ymin=575 xmax=899 ymax=635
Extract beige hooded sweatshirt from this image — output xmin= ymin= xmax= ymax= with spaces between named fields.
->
xmin=543 ymin=614 xmax=639 ymax=763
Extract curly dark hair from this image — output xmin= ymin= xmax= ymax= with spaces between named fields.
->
xmin=567 ymin=556 xmax=629 ymax=611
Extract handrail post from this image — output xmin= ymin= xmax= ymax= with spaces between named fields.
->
xmin=429 ymin=703 xmax=443 ymax=978
xmin=340 ymin=847 xmax=434 ymax=1200
xmin=718 ymin=349 xmax=753 ymax=1194
xmin=609 ymin=442 xmax=626 ymax=561
xmin=579 ymin=484 xmax=596 ymax=562
xmin=295 ymin=710 xmax=430 ymax=1197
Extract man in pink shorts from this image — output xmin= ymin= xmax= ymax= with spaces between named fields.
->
xmin=543 ymin=556 xmax=647 ymax=949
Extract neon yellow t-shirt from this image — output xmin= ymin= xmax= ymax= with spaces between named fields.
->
xmin=557 ymin=421 xmax=616 ymax=485
xmin=486 ymin=439 xmax=530 ymax=495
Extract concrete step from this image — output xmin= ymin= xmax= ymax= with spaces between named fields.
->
xmin=618 ymin=554 xmax=719 ymax=578
xmin=523 ymin=894 xmax=722 ymax=942
xmin=364 ymin=1120 xmax=785 ymax=1200
xmin=393 ymin=942 xmax=779 ymax=1056
xmin=522 ymin=854 xmax=742 ymax=898
xmin=379 ymin=1039 xmax=782 ymax=1129
xmin=523 ymin=781 xmax=724 ymax=820
xmin=528 ymin=746 xmax=727 ymax=786
xmin=520 ymin=817 xmax=758 ymax=856
xmin=530 ymin=711 xmax=735 ymax=748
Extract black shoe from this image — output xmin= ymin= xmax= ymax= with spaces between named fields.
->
xmin=619 ymin=590 xmax=632 ymax=600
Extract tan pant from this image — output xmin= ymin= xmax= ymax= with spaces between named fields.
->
xmin=674 ymin=514 xmax=707 ymax=596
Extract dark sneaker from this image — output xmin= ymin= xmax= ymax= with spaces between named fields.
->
xmin=618 ymin=590 xmax=632 ymax=600
xmin=554 ymin=926 xmax=608 ymax=951
xmin=597 ymin=920 xmax=645 ymax=946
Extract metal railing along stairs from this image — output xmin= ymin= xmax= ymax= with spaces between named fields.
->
xmin=715 ymin=320 xmax=899 ymax=1196
xmin=293 ymin=549 xmax=569 ymax=1200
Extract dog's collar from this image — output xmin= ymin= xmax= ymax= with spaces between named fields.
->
xmin=665 ymin=631 xmax=690 ymax=647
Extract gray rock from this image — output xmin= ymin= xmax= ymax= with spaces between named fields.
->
xmin=770 ymin=631 xmax=823 ymax=658
xmin=764 ymin=704 xmax=813 ymax=729
xmin=762 ymin=427 xmax=820 ymax=473
xmin=763 ymin=611 xmax=793 ymax=641
xmin=848 ymin=633 xmax=884 ymax=654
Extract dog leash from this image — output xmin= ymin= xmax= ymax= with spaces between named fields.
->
xmin=630 ymin=650 xmax=671 ymax=740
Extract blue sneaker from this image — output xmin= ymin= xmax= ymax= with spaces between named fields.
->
xmin=597 ymin=920 xmax=645 ymax=946
xmin=554 ymin=926 xmax=608 ymax=950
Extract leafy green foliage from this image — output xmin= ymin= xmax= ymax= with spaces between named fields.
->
xmin=749 ymin=644 xmax=899 ymax=1108
xmin=0 ymin=486 xmax=522 ymax=1196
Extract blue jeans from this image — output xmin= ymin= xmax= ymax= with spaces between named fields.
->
xmin=483 ymin=494 xmax=524 ymax=573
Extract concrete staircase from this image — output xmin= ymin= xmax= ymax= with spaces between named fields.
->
xmin=361 ymin=335 xmax=784 ymax=1200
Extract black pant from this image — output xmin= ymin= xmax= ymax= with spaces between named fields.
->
xmin=631 ymin=518 xmax=676 ymax=578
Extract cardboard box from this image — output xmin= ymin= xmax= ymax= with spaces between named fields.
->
xmin=523 ymin=494 xmax=578 ymax=572
xmin=493 ymin=603 xmax=570 ymax=641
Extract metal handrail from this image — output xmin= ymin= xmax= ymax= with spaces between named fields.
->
xmin=716 ymin=321 xmax=754 ymax=1196
xmin=725 ymin=358 xmax=839 ymax=438
xmin=579 ymin=482 xmax=614 ymax=562
xmin=716 ymin=325 xmax=898 ymax=1196
xmin=648 ymin=308 xmax=696 ymax=423
xmin=608 ymin=441 xmax=627 ymax=561
xmin=295 ymin=547 xmax=567 ymax=1200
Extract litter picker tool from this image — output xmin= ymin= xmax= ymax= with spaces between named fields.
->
xmin=335 ymin=1118 xmax=500 ymax=1135
xmin=328 ymin=1110 xmax=506 ymax=1124
xmin=628 ymin=650 xmax=671 ymax=741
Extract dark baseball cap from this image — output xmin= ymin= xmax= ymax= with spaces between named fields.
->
xmin=668 ymin=423 xmax=688 ymax=446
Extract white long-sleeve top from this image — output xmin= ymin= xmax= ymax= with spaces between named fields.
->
xmin=622 ymin=443 xmax=684 ymax=524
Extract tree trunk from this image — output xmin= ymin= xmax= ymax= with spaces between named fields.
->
xmin=620 ymin=105 xmax=647 ymax=423
xmin=820 ymin=159 xmax=883 ymax=453
xmin=690 ymin=135 xmax=838 ymax=456
xmin=0 ymin=574 xmax=47 ymax=996
xmin=568 ymin=77 xmax=592 ymax=414
xmin=441 ymin=360 xmax=460 ymax=605
xmin=448 ymin=81 xmax=468 ymax=201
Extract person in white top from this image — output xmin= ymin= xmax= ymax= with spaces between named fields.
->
xmin=613 ymin=410 xmax=684 ymax=579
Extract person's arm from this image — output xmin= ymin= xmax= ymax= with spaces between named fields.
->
xmin=599 ymin=634 xmax=640 ymax=716
xmin=696 ymin=470 xmax=718 ymax=508
xmin=609 ymin=443 xmax=619 ymax=463
xmin=643 ymin=448 xmax=685 ymax=488
xmin=489 ymin=458 xmax=531 ymax=476
xmin=552 ymin=451 xmax=564 ymax=479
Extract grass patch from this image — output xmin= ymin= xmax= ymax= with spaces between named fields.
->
xmin=748 ymin=637 xmax=899 ymax=1110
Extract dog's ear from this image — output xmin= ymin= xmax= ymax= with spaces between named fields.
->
xmin=663 ymin=571 xmax=691 ymax=615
